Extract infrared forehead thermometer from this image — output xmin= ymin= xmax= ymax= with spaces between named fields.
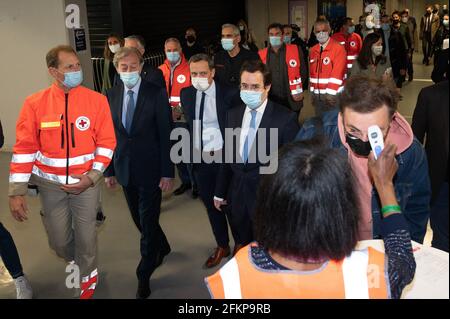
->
xmin=368 ymin=125 xmax=384 ymax=160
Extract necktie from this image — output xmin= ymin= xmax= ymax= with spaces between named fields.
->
xmin=198 ymin=92 xmax=206 ymax=151
xmin=125 ymin=90 xmax=135 ymax=133
xmin=243 ymin=110 xmax=257 ymax=163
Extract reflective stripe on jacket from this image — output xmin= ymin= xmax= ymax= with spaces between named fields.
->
xmin=9 ymin=83 xmax=116 ymax=192
xmin=205 ymin=243 xmax=388 ymax=299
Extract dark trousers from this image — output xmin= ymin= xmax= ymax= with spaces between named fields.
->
xmin=227 ymin=195 xmax=254 ymax=246
xmin=0 ymin=222 xmax=24 ymax=279
xmin=422 ymin=32 xmax=433 ymax=62
xmin=194 ymin=162 xmax=232 ymax=248
xmin=407 ymin=51 xmax=414 ymax=78
xmin=431 ymin=182 xmax=449 ymax=252
xmin=122 ymin=182 xmax=170 ymax=282
xmin=174 ymin=122 xmax=194 ymax=186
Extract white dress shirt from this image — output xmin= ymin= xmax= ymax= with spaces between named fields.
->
xmin=239 ymin=98 xmax=268 ymax=158
xmin=194 ymin=81 xmax=223 ymax=151
xmin=121 ymin=77 xmax=142 ymax=128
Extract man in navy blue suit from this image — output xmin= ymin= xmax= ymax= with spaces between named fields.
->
xmin=180 ymin=53 xmax=241 ymax=268
xmin=104 ymin=47 xmax=174 ymax=299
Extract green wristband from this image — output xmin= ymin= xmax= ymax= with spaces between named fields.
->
xmin=381 ymin=205 xmax=401 ymax=214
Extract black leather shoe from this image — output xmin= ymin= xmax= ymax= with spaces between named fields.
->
xmin=173 ymin=183 xmax=191 ymax=196
xmin=136 ymin=281 xmax=151 ymax=299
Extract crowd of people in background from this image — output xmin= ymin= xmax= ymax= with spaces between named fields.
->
xmin=1 ymin=3 xmax=448 ymax=300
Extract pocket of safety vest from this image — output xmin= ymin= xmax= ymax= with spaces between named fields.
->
xmin=40 ymin=114 xmax=62 ymax=130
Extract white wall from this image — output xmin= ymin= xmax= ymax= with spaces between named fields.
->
xmin=0 ymin=0 xmax=93 ymax=151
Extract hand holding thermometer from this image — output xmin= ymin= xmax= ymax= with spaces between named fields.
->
xmin=368 ymin=125 xmax=384 ymax=160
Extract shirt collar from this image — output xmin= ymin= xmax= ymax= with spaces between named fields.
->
xmin=204 ymin=80 xmax=216 ymax=97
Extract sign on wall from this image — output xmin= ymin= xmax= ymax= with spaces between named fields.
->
xmin=74 ymin=28 xmax=87 ymax=52
xmin=289 ymin=0 xmax=308 ymax=40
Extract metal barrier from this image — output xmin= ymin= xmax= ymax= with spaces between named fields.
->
xmin=91 ymin=51 xmax=166 ymax=93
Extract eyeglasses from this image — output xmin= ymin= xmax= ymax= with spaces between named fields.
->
xmin=240 ymin=83 xmax=264 ymax=91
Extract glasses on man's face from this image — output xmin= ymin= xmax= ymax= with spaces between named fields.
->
xmin=240 ymin=83 xmax=263 ymax=91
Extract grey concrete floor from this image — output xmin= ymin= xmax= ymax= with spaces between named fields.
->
xmin=0 ymin=53 xmax=435 ymax=299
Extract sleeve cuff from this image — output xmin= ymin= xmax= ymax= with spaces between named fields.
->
xmin=213 ymin=196 xmax=224 ymax=201
xmin=8 ymin=183 xmax=28 ymax=196
xmin=86 ymin=170 xmax=103 ymax=186
xmin=380 ymin=213 xmax=410 ymax=238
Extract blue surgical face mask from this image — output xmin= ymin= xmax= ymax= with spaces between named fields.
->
xmin=61 ymin=70 xmax=83 ymax=88
xmin=166 ymin=51 xmax=180 ymax=63
xmin=120 ymin=71 xmax=140 ymax=88
xmin=283 ymin=35 xmax=292 ymax=44
xmin=347 ymin=26 xmax=355 ymax=34
xmin=381 ymin=23 xmax=390 ymax=31
xmin=240 ymin=90 xmax=264 ymax=109
xmin=221 ymin=38 xmax=235 ymax=51
xmin=269 ymin=36 xmax=282 ymax=47
xmin=315 ymin=31 xmax=329 ymax=44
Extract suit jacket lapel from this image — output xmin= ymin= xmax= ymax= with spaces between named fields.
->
xmin=115 ymin=82 xmax=128 ymax=135
xmin=249 ymin=100 xmax=273 ymax=163
xmin=215 ymin=83 xmax=225 ymax=130
xmin=129 ymin=79 xmax=147 ymax=135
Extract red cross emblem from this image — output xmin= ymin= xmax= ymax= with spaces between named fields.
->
xmin=76 ymin=116 xmax=90 ymax=131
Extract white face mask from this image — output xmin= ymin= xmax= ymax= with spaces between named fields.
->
xmin=109 ymin=43 xmax=121 ymax=54
xmin=402 ymin=17 xmax=409 ymax=23
xmin=366 ymin=21 xmax=375 ymax=29
xmin=316 ymin=31 xmax=329 ymax=44
xmin=191 ymin=77 xmax=210 ymax=91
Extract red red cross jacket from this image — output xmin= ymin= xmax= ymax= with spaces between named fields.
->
xmin=309 ymin=38 xmax=347 ymax=96
xmin=159 ymin=54 xmax=191 ymax=107
xmin=331 ymin=31 xmax=363 ymax=70
xmin=259 ymin=44 xmax=303 ymax=96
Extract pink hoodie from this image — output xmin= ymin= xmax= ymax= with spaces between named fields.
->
xmin=337 ymin=112 xmax=414 ymax=240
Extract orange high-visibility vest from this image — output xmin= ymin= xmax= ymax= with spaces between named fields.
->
xmin=9 ymin=84 xmax=116 ymax=185
xmin=205 ymin=243 xmax=389 ymax=299
xmin=159 ymin=54 xmax=191 ymax=107
xmin=259 ymin=44 xmax=303 ymax=96
xmin=309 ymin=38 xmax=347 ymax=96
xmin=331 ymin=31 xmax=363 ymax=70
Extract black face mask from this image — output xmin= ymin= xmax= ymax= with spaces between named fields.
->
xmin=345 ymin=133 xmax=372 ymax=157
xmin=186 ymin=35 xmax=196 ymax=43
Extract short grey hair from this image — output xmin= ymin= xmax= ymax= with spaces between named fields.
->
xmin=113 ymin=47 xmax=144 ymax=68
xmin=222 ymin=23 xmax=240 ymax=36
xmin=314 ymin=19 xmax=331 ymax=31
xmin=164 ymin=37 xmax=181 ymax=48
xmin=189 ymin=53 xmax=214 ymax=70
xmin=125 ymin=35 xmax=145 ymax=50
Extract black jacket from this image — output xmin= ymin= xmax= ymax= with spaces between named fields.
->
xmin=104 ymin=79 xmax=174 ymax=187
xmin=213 ymin=46 xmax=260 ymax=88
xmin=180 ymin=81 xmax=240 ymax=163
xmin=412 ymin=80 xmax=449 ymax=202
xmin=114 ymin=61 xmax=165 ymax=89
xmin=182 ymin=41 xmax=204 ymax=60
xmin=215 ymin=100 xmax=300 ymax=214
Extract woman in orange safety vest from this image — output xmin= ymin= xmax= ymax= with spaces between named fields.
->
xmin=206 ymin=140 xmax=416 ymax=299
